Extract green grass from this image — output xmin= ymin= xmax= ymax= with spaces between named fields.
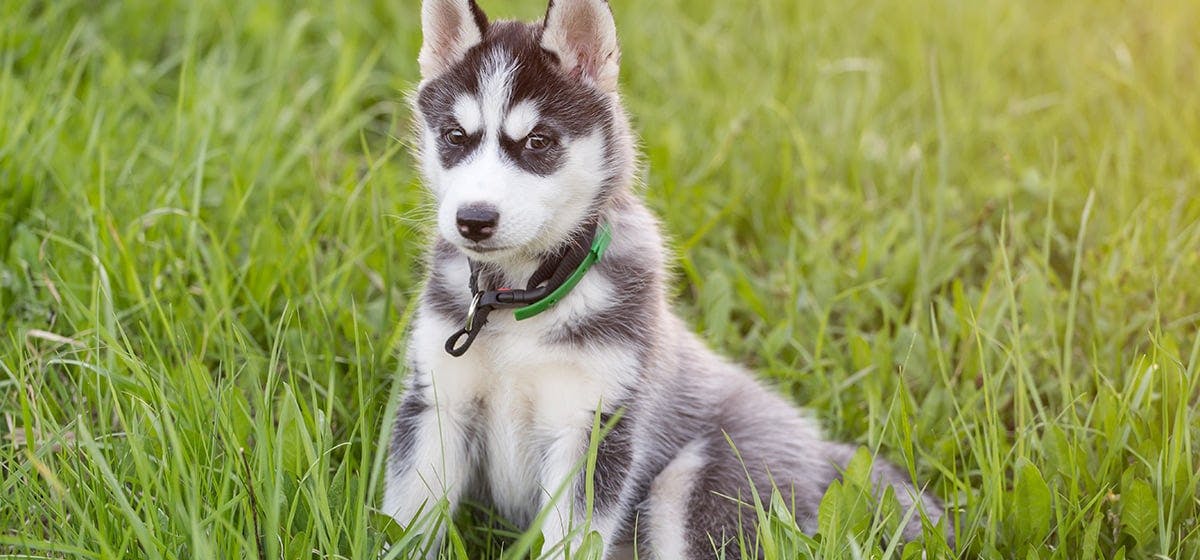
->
xmin=2 ymin=0 xmax=1198 ymax=557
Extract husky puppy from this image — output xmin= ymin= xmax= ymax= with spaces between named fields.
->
xmin=384 ymin=0 xmax=948 ymax=557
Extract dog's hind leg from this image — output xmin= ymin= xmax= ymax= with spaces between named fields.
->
xmin=641 ymin=439 xmax=720 ymax=560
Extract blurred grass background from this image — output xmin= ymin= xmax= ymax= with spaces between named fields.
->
xmin=1 ymin=0 xmax=1198 ymax=557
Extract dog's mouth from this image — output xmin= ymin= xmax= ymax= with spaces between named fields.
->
xmin=459 ymin=242 xmax=516 ymax=256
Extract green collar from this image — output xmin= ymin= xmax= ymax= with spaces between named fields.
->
xmin=514 ymin=223 xmax=612 ymax=320
xmin=444 ymin=223 xmax=613 ymax=356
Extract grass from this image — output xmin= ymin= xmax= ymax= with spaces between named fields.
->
xmin=1 ymin=0 xmax=1198 ymax=557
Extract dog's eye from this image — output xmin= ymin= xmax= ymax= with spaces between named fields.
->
xmin=524 ymin=133 xmax=553 ymax=152
xmin=443 ymin=127 xmax=468 ymax=146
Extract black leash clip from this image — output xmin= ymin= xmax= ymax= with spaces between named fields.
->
xmin=445 ymin=291 xmax=493 ymax=356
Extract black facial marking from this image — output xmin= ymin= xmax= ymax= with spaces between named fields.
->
xmin=499 ymin=129 xmax=564 ymax=176
xmin=417 ymin=41 xmax=485 ymax=170
xmin=437 ymin=128 xmax=484 ymax=169
xmin=416 ymin=21 xmax=617 ymax=179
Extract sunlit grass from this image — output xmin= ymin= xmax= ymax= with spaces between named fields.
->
xmin=2 ymin=0 xmax=1198 ymax=558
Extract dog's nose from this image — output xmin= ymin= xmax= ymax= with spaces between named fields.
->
xmin=456 ymin=205 xmax=500 ymax=242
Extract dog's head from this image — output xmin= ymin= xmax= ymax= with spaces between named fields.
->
xmin=413 ymin=0 xmax=632 ymax=265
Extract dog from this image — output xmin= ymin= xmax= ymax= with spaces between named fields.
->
xmin=383 ymin=0 xmax=949 ymax=557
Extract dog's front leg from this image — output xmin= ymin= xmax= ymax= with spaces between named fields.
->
xmin=537 ymin=430 xmax=592 ymax=559
xmin=382 ymin=380 xmax=475 ymax=559
xmin=538 ymin=424 xmax=631 ymax=560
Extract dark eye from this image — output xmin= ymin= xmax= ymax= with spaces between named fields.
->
xmin=443 ymin=127 xmax=468 ymax=146
xmin=524 ymin=133 xmax=553 ymax=152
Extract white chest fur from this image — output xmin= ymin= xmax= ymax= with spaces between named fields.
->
xmin=407 ymin=283 xmax=640 ymax=522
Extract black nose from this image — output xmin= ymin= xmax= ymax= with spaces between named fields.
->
xmin=456 ymin=205 xmax=499 ymax=242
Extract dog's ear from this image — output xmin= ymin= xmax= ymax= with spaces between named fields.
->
xmin=540 ymin=0 xmax=620 ymax=93
xmin=419 ymin=0 xmax=488 ymax=80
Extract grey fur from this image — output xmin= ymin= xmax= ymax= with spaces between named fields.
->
xmin=578 ymin=410 xmax=635 ymax=514
xmin=389 ymin=387 xmax=430 ymax=471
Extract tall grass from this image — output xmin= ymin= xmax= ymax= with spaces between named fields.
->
xmin=2 ymin=0 xmax=1198 ymax=558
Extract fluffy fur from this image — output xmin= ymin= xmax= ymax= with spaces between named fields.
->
xmin=384 ymin=1 xmax=948 ymax=557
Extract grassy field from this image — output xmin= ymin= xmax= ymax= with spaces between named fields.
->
xmin=2 ymin=0 xmax=1199 ymax=557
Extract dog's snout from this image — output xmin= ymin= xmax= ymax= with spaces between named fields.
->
xmin=456 ymin=205 xmax=500 ymax=242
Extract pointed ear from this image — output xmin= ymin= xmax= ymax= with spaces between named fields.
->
xmin=419 ymin=0 xmax=488 ymax=80
xmin=540 ymin=0 xmax=620 ymax=92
